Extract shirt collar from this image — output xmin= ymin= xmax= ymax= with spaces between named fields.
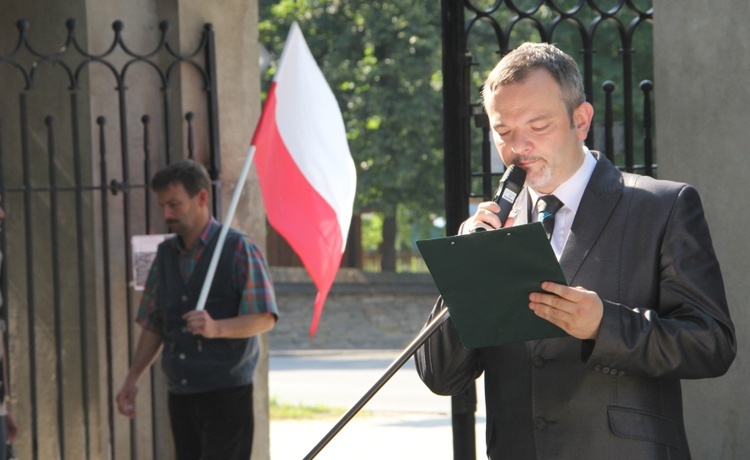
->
xmin=528 ymin=147 xmax=597 ymax=215
xmin=198 ymin=216 xmax=221 ymax=246
xmin=173 ymin=216 xmax=221 ymax=253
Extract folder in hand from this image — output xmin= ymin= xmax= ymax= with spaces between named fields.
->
xmin=416 ymin=222 xmax=568 ymax=349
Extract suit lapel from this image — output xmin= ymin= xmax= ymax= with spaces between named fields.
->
xmin=558 ymin=154 xmax=623 ymax=284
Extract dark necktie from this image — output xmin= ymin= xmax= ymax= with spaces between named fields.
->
xmin=536 ymin=194 xmax=564 ymax=240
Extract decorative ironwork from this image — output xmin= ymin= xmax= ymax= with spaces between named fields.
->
xmin=0 ymin=18 xmax=221 ymax=459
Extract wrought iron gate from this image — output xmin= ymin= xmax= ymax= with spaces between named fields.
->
xmin=0 ymin=18 xmax=222 ymax=459
xmin=441 ymin=1 xmax=654 ymax=458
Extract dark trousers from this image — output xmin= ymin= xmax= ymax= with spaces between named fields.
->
xmin=168 ymin=384 xmax=254 ymax=460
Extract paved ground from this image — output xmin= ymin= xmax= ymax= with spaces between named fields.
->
xmin=269 ymin=349 xmax=487 ymax=460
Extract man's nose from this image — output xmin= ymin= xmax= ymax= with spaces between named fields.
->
xmin=510 ymin=133 xmax=532 ymax=155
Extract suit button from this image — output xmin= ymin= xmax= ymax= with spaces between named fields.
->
xmin=610 ymin=368 xmax=618 ymax=375
xmin=532 ymin=356 xmax=545 ymax=368
xmin=594 ymin=364 xmax=601 ymax=371
xmin=181 ymin=295 xmax=189 ymax=302
xmin=618 ymin=371 xmax=625 ymax=377
xmin=181 ymin=379 xmax=188 ymax=385
xmin=179 ymin=353 xmax=186 ymax=360
xmin=534 ymin=417 xmax=547 ymax=430
xmin=601 ymin=367 xmax=610 ymax=374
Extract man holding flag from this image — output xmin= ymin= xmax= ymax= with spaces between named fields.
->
xmin=116 ymin=160 xmax=278 ymax=459
xmin=116 ymin=17 xmax=355 ymax=456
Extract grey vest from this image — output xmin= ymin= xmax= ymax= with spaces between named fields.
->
xmin=158 ymin=228 xmax=259 ymax=394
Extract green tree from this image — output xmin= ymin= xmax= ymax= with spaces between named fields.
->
xmin=259 ymin=0 xmax=444 ymax=272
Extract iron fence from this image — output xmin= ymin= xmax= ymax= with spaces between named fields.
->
xmin=0 ymin=18 xmax=222 ymax=459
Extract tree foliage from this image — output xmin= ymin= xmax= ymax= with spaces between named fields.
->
xmin=258 ymin=1 xmax=653 ymax=270
xmin=259 ymin=0 xmax=444 ymax=225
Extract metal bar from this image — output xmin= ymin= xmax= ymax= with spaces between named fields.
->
xmin=640 ymin=80 xmax=654 ymax=176
xmin=163 ymin=91 xmax=173 ymax=165
xmin=116 ymin=82 xmax=138 ymax=460
xmin=603 ymin=81 xmax=616 ymax=162
xmin=0 ymin=116 xmax=7 ymax=398
xmin=443 ymin=0 xmax=470 ymax=236
xmin=446 ymin=2 xmax=476 ymax=458
xmin=141 ymin=113 xmax=159 ymax=460
xmin=304 ymin=307 xmax=451 ymax=459
xmin=622 ymin=42 xmax=635 ymax=172
xmin=142 ymin=115 xmax=152 ymax=233
xmin=20 ymin=93 xmax=40 ymax=460
xmin=204 ymin=24 xmax=223 ymax=218
xmin=70 ymin=92 xmax=91 ymax=459
xmin=97 ymin=116 xmax=116 ymax=460
xmin=46 ymin=116 xmax=66 ymax=458
xmin=0 ymin=184 xmax=144 ymax=194
xmin=186 ymin=112 xmax=195 ymax=160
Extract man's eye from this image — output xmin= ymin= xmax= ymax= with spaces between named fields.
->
xmin=532 ymin=125 xmax=549 ymax=132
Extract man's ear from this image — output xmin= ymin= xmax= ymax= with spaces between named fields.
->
xmin=197 ymin=188 xmax=210 ymax=207
xmin=573 ymin=102 xmax=594 ymax=141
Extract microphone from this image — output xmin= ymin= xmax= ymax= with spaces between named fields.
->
xmin=473 ymin=164 xmax=527 ymax=232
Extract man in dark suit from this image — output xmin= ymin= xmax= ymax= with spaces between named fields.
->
xmin=415 ymin=42 xmax=736 ymax=459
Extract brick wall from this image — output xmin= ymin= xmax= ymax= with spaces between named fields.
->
xmin=268 ymin=267 xmax=440 ymax=350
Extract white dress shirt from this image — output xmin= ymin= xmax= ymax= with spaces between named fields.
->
xmin=527 ymin=148 xmax=597 ymax=259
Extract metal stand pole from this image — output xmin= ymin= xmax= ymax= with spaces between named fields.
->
xmin=303 ymin=306 xmax=450 ymax=460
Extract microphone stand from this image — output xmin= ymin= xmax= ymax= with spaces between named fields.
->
xmin=303 ymin=306 xmax=451 ymax=460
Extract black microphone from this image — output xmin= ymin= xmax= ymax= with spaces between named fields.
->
xmin=473 ymin=164 xmax=527 ymax=231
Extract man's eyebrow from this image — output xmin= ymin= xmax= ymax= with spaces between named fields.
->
xmin=492 ymin=114 xmax=553 ymax=130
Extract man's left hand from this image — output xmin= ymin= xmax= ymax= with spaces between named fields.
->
xmin=182 ymin=310 xmax=219 ymax=338
xmin=529 ymin=282 xmax=603 ymax=340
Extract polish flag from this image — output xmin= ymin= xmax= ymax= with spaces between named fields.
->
xmin=252 ymin=22 xmax=357 ymax=336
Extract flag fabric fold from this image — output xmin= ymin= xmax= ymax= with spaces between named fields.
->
xmin=252 ymin=22 xmax=357 ymax=337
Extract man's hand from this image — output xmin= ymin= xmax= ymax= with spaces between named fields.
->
xmin=5 ymin=406 xmax=17 ymax=443
xmin=461 ymin=201 xmax=516 ymax=234
xmin=529 ymin=282 xmax=603 ymax=340
xmin=116 ymin=379 xmax=138 ymax=418
xmin=183 ymin=310 xmax=219 ymax=338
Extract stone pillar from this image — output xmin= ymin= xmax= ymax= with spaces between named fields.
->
xmin=0 ymin=0 xmax=264 ymax=458
xmin=1 ymin=2 xmax=96 ymax=459
xmin=174 ymin=1 xmax=270 ymax=459
xmin=653 ymin=1 xmax=750 ymax=457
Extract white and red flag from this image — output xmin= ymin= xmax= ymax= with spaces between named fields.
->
xmin=252 ymin=22 xmax=357 ymax=337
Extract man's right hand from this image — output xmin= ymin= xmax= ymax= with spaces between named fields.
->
xmin=461 ymin=201 xmax=516 ymax=234
xmin=116 ymin=379 xmax=138 ymax=418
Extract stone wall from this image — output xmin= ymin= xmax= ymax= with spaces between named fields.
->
xmin=654 ymin=1 xmax=750 ymax=457
xmin=268 ymin=267 xmax=440 ymax=351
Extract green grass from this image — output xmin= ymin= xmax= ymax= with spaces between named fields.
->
xmin=270 ymin=395 xmax=350 ymax=420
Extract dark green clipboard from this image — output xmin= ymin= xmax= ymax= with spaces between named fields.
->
xmin=416 ymin=222 xmax=568 ymax=349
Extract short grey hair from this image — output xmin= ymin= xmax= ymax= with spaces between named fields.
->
xmin=483 ymin=42 xmax=586 ymax=121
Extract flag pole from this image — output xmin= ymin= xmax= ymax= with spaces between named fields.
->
xmin=195 ymin=145 xmax=256 ymax=311
xmin=303 ymin=304 xmax=451 ymax=459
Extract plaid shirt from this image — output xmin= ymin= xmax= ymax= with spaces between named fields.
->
xmin=136 ymin=217 xmax=278 ymax=335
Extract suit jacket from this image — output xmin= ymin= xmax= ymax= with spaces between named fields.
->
xmin=415 ymin=152 xmax=736 ymax=459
